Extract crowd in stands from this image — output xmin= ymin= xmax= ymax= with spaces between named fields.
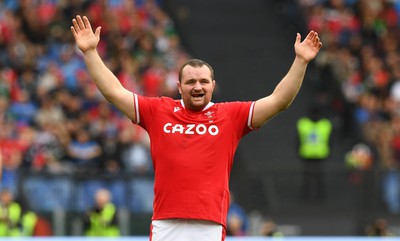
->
xmin=1 ymin=0 xmax=400 ymax=236
xmin=298 ymin=0 xmax=400 ymax=215
xmin=0 ymin=0 xmax=190 ymax=213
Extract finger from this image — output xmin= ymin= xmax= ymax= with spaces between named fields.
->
xmin=308 ymin=30 xmax=316 ymax=41
xmin=296 ymin=33 xmax=301 ymax=44
xmin=313 ymin=33 xmax=322 ymax=49
xmin=76 ymin=15 xmax=85 ymax=30
xmin=305 ymin=31 xmax=311 ymax=40
xmin=314 ymin=32 xmax=319 ymax=42
xmin=72 ymin=18 xmax=80 ymax=32
xmin=83 ymin=16 xmax=91 ymax=30
xmin=311 ymin=30 xmax=318 ymax=42
xmin=70 ymin=26 xmax=77 ymax=38
xmin=314 ymin=32 xmax=322 ymax=48
xmin=314 ymin=35 xmax=319 ymax=45
xmin=95 ymin=26 xmax=101 ymax=38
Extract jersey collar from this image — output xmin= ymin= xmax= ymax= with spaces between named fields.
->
xmin=180 ymin=99 xmax=214 ymax=111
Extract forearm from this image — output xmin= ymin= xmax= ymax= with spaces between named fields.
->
xmin=252 ymin=56 xmax=309 ymax=128
xmin=271 ymin=56 xmax=308 ymax=109
xmin=83 ymin=49 xmax=135 ymax=120
xmin=83 ymin=49 xmax=124 ymax=102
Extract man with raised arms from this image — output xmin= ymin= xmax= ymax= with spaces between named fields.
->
xmin=71 ymin=15 xmax=322 ymax=241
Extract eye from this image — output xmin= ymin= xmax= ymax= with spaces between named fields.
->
xmin=185 ymin=80 xmax=195 ymax=85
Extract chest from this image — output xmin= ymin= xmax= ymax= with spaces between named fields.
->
xmin=152 ymin=106 xmax=224 ymax=136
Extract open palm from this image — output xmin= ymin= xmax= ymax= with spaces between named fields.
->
xmin=294 ymin=31 xmax=322 ymax=63
xmin=71 ymin=15 xmax=101 ymax=53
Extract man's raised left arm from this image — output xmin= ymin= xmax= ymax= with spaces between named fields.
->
xmin=252 ymin=30 xmax=322 ymax=129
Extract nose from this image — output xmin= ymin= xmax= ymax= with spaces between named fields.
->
xmin=193 ymin=81 xmax=202 ymax=90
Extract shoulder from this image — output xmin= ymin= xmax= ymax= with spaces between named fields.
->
xmin=137 ymin=95 xmax=180 ymax=107
xmin=319 ymin=118 xmax=333 ymax=127
xmin=138 ymin=95 xmax=176 ymax=103
xmin=215 ymin=101 xmax=252 ymax=108
xmin=215 ymin=101 xmax=254 ymax=113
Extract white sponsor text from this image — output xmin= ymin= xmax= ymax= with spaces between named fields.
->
xmin=163 ymin=123 xmax=219 ymax=136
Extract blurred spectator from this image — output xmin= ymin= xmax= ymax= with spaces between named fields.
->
xmin=9 ymin=89 xmax=37 ymax=127
xmin=296 ymin=106 xmax=332 ymax=201
xmin=226 ymin=193 xmax=249 ymax=236
xmin=365 ymin=218 xmax=393 ymax=236
xmin=114 ymin=121 xmax=152 ymax=175
xmin=67 ymin=128 xmax=102 ymax=173
xmin=0 ymin=189 xmax=21 ymax=236
xmin=83 ymin=188 xmax=120 ymax=236
xmin=0 ymin=96 xmax=13 ymax=124
xmin=0 ymin=121 xmax=24 ymax=194
xmin=22 ymin=123 xmax=71 ymax=174
xmin=259 ymin=218 xmax=283 ymax=237
xmin=59 ymin=44 xmax=86 ymax=92
xmin=344 ymin=143 xmax=373 ymax=185
xmin=36 ymin=62 xmax=63 ymax=95
xmin=34 ymin=92 xmax=66 ymax=127
xmin=88 ymin=100 xmax=120 ymax=161
xmin=0 ymin=188 xmax=50 ymax=236
xmin=381 ymin=116 xmax=400 ymax=214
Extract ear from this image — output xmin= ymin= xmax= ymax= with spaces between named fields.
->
xmin=177 ymin=80 xmax=182 ymax=94
xmin=212 ymin=80 xmax=216 ymax=91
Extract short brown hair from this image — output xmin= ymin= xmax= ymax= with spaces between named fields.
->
xmin=178 ymin=59 xmax=214 ymax=82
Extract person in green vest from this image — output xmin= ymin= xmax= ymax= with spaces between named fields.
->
xmin=20 ymin=210 xmax=38 ymax=236
xmin=0 ymin=189 xmax=22 ymax=236
xmin=84 ymin=188 xmax=120 ymax=236
xmin=296 ymin=106 xmax=332 ymax=202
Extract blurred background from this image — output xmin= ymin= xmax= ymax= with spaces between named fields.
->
xmin=0 ymin=0 xmax=400 ymax=238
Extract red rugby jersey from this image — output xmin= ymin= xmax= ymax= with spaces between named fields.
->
xmin=133 ymin=94 xmax=255 ymax=227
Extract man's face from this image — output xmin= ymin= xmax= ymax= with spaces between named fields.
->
xmin=178 ymin=65 xmax=215 ymax=111
xmin=0 ymin=192 xmax=12 ymax=205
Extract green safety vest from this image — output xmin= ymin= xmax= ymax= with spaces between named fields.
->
xmin=297 ymin=117 xmax=332 ymax=159
xmin=0 ymin=202 xmax=22 ymax=236
xmin=21 ymin=212 xmax=37 ymax=236
xmin=86 ymin=203 xmax=120 ymax=236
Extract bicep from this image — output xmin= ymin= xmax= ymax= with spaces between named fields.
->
xmin=252 ymin=94 xmax=285 ymax=128
xmin=108 ymin=89 xmax=136 ymax=122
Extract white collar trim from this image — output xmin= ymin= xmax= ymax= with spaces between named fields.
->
xmin=180 ymin=99 xmax=214 ymax=111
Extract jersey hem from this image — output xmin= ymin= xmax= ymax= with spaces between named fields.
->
xmin=152 ymin=215 xmax=226 ymax=228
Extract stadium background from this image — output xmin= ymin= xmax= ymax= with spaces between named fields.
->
xmin=1 ymin=0 xmax=400 ymax=237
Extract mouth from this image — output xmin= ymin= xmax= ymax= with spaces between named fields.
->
xmin=191 ymin=93 xmax=205 ymax=99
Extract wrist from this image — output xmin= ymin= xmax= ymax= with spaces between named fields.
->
xmin=82 ymin=48 xmax=99 ymax=58
xmin=294 ymin=55 xmax=309 ymax=65
xmin=83 ymin=48 xmax=97 ymax=54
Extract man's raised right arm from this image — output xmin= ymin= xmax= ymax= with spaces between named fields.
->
xmin=71 ymin=15 xmax=136 ymax=121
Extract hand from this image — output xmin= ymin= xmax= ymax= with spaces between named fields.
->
xmin=71 ymin=15 xmax=101 ymax=53
xmin=294 ymin=30 xmax=322 ymax=63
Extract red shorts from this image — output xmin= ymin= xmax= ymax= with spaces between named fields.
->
xmin=150 ymin=219 xmax=225 ymax=241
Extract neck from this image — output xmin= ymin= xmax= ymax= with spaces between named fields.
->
xmin=181 ymin=99 xmax=214 ymax=111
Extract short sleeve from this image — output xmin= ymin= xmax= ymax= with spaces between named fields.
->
xmin=222 ymin=101 xmax=256 ymax=138
xmin=134 ymin=95 xmax=174 ymax=131
xmin=134 ymin=94 xmax=157 ymax=130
